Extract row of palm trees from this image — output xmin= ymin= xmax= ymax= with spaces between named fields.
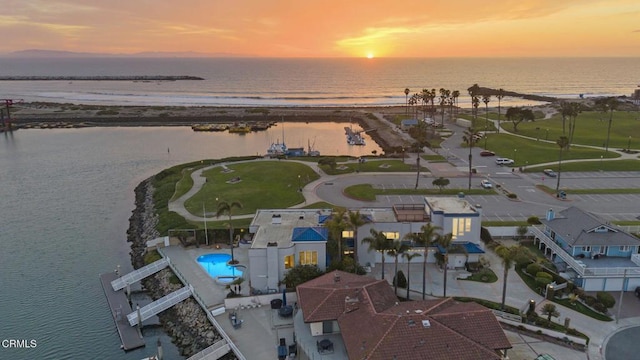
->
xmin=404 ymin=88 xmax=461 ymax=125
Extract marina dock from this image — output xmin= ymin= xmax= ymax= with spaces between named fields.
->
xmin=99 ymin=272 xmax=145 ymax=351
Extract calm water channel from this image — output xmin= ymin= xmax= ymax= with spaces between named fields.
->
xmin=0 ymin=123 xmax=379 ymax=359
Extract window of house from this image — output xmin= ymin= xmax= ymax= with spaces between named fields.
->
xmin=299 ymin=251 xmax=318 ymax=265
xmin=620 ymin=245 xmax=630 ymax=252
xmin=584 ymin=246 xmax=591 ymax=252
xmin=382 ymin=231 xmax=400 ymax=240
xmin=284 ymin=254 xmax=294 ymax=269
xmin=342 ymin=230 xmax=354 ymax=239
xmin=451 ymin=218 xmax=472 ymax=240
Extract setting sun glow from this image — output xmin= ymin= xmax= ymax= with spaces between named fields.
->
xmin=0 ymin=1 xmax=638 ymax=57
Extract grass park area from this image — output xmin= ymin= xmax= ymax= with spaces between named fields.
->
xmin=319 ymin=158 xmax=421 ymax=175
xmin=480 ymin=133 xmax=621 ymax=167
xmin=344 ymin=183 xmax=495 ymax=201
xmin=183 ymin=160 xmax=320 ymax=217
xmin=526 ymin=159 xmax=640 ymax=173
xmin=513 ymin=110 xmax=640 ymax=150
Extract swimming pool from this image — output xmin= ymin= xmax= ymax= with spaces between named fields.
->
xmin=196 ymin=253 xmax=244 ymax=285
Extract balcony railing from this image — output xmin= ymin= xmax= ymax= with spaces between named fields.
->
xmin=530 ymin=226 xmax=640 ymax=277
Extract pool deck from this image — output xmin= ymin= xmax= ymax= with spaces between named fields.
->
xmin=99 ymin=271 xmax=145 ymax=351
xmin=160 ymin=246 xmax=249 ymax=309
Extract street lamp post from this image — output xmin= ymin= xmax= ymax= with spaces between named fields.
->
xmin=203 ymin=202 xmax=209 ymax=246
xmin=402 ymin=147 xmax=405 ymax=163
xmin=546 ymin=128 xmax=549 ymax=140
xmin=513 ymin=149 xmax=517 ymax=164
xmin=628 ymin=136 xmax=632 ymax=151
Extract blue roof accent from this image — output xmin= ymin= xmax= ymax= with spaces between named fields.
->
xmin=292 ymin=227 xmax=329 ymax=242
xmin=401 ymin=119 xmax=419 ymax=126
xmin=436 ymin=242 xmax=485 ymax=254
xmin=318 ymin=215 xmax=331 ymax=224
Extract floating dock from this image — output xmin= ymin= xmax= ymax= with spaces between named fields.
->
xmin=100 ymin=272 xmax=145 ymax=351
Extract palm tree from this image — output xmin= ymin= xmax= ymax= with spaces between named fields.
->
xmin=462 ymin=127 xmax=479 ymax=190
xmin=496 ymin=89 xmax=505 ymax=133
xmin=596 ymin=97 xmax=619 ymax=153
xmin=450 ymin=90 xmax=460 ymax=118
xmin=436 ymin=233 xmax=454 ymax=297
xmin=555 ymin=136 xmax=570 ymax=194
xmin=216 ymin=200 xmax=243 ymax=264
xmin=362 ymin=229 xmax=391 ymax=280
xmin=403 ymin=223 xmax=440 ymax=299
xmin=325 ymin=208 xmax=347 ymax=261
xmin=346 ymin=210 xmax=366 ymax=264
xmin=482 ymin=94 xmax=491 ymax=148
xmin=402 ymin=252 xmax=422 ymax=300
xmin=439 ymin=88 xmax=450 ymax=126
xmin=388 ymin=240 xmax=409 ymax=295
xmin=404 ymin=88 xmax=410 ymax=115
xmin=495 ymin=245 xmax=532 ymax=310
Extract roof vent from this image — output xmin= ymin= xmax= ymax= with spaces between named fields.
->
xmin=334 ymin=273 xmax=340 ymax=283
xmin=422 ymin=320 xmax=431 ymax=328
xmin=272 ymin=214 xmax=282 ymax=224
xmin=408 ymin=319 xmax=416 ymax=326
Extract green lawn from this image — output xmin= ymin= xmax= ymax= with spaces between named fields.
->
xmin=535 ymin=184 xmax=640 ymax=195
xmin=320 ymin=159 xmax=420 ymax=175
xmin=344 ymin=184 xmax=495 ymax=201
xmin=479 ymin=134 xmax=620 ymax=167
xmin=184 ymin=161 xmax=320 ymax=216
xmin=514 ymin=110 xmax=640 ymax=149
xmin=526 ymin=159 xmax=640 ymax=172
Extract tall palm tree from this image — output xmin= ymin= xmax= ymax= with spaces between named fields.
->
xmin=362 ymin=229 xmax=391 ymax=280
xmin=388 ymin=240 xmax=409 ymax=295
xmin=462 ymin=127 xmax=479 ymax=190
xmin=403 ymin=223 xmax=441 ymax=299
xmin=404 ymin=88 xmax=410 ymax=115
xmin=325 ymin=208 xmax=347 ymax=261
xmin=346 ymin=210 xmax=366 ymax=264
xmin=216 ymin=200 xmax=243 ymax=264
xmin=451 ymin=90 xmax=460 ymax=117
xmin=598 ymin=97 xmax=619 ymax=153
xmin=495 ymin=245 xmax=532 ymax=310
xmin=402 ymin=252 xmax=422 ymax=300
xmin=555 ymin=136 xmax=570 ymax=194
xmin=482 ymin=94 xmax=491 ymax=148
xmin=496 ymin=89 xmax=505 ymax=133
xmin=439 ymin=88 xmax=450 ymax=126
xmin=567 ymin=102 xmax=582 ymax=147
xmin=436 ymin=233 xmax=454 ymax=297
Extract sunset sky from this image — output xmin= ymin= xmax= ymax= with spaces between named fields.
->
xmin=1 ymin=0 xmax=639 ymax=57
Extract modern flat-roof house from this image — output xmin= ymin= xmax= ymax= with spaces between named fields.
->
xmin=532 ymin=207 xmax=640 ymax=291
xmin=295 ymin=270 xmax=512 ymax=359
xmin=355 ymin=198 xmax=485 ymax=270
xmin=248 ymin=209 xmax=332 ymax=294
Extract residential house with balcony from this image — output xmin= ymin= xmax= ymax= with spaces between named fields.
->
xmin=355 ymin=197 xmax=484 ymax=271
xmin=294 ymin=270 xmax=512 ymax=360
xmin=247 ymin=209 xmax=331 ymax=295
xmin=532 ymin=207 xmax=640 ymax=291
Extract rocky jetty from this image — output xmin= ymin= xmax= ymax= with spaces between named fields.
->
xmin=127 ymin=179 xmax=236 ymax=359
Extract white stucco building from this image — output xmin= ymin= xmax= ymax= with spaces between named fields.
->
xmin=247 ymin=209 xmax=331 ymax=294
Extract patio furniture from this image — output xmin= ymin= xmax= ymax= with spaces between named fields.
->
xmin=317 ymin=339 xmax=333 ymax=354
xmin=278 ymin=305 xmax=293 ymax=317
xmin=229 ymin=311 xmax=242 ymax=329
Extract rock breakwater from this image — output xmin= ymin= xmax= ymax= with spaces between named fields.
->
xmin=127 ymin=179 xmax=235 ymax=359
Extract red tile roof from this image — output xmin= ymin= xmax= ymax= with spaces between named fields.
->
xmin=296 ymin=270 xmax=511 ymax=360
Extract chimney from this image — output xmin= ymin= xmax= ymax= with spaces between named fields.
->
xmin=546 ymin=209 xmax=555 ymax=221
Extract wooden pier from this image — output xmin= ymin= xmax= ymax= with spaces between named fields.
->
xmin=100 ymin=271 xmax=145 ymax=351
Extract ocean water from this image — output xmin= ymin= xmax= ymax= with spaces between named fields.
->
xmin=0 ymin=57 xmax=638 ymax=107
xmin=0 ymin=124 xmax=377 ymax=360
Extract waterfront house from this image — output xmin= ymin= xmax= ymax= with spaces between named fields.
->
xmin=532 ymin=207 xmax=640 ymax=291
xmin=247 ymin=209 xmax=331 ymax=294
xmin=294 ymin=270 xmax=512 ymax=359
xmin=354 ymin=197 xmax=485 ymax=270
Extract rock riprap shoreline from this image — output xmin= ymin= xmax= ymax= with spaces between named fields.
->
xmin=127 ymin=179 xmax=236 ymax=359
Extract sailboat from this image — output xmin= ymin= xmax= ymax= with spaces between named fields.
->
xmin=308 ymin=138 xmax=320 ymax=156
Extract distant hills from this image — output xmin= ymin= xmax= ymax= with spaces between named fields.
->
xmin=1 ymin=49 xmax=250 ymax=58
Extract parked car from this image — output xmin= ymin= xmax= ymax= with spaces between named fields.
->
xmin=480 ymin=180 xmax=493 ymax=189
xmin=543 ymin=169 xmax=557 ymax=177
xmin=495 ymin=158 xmax=514 ymax=165
xmin=480 ymin=150 xmax=495 ymax=157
